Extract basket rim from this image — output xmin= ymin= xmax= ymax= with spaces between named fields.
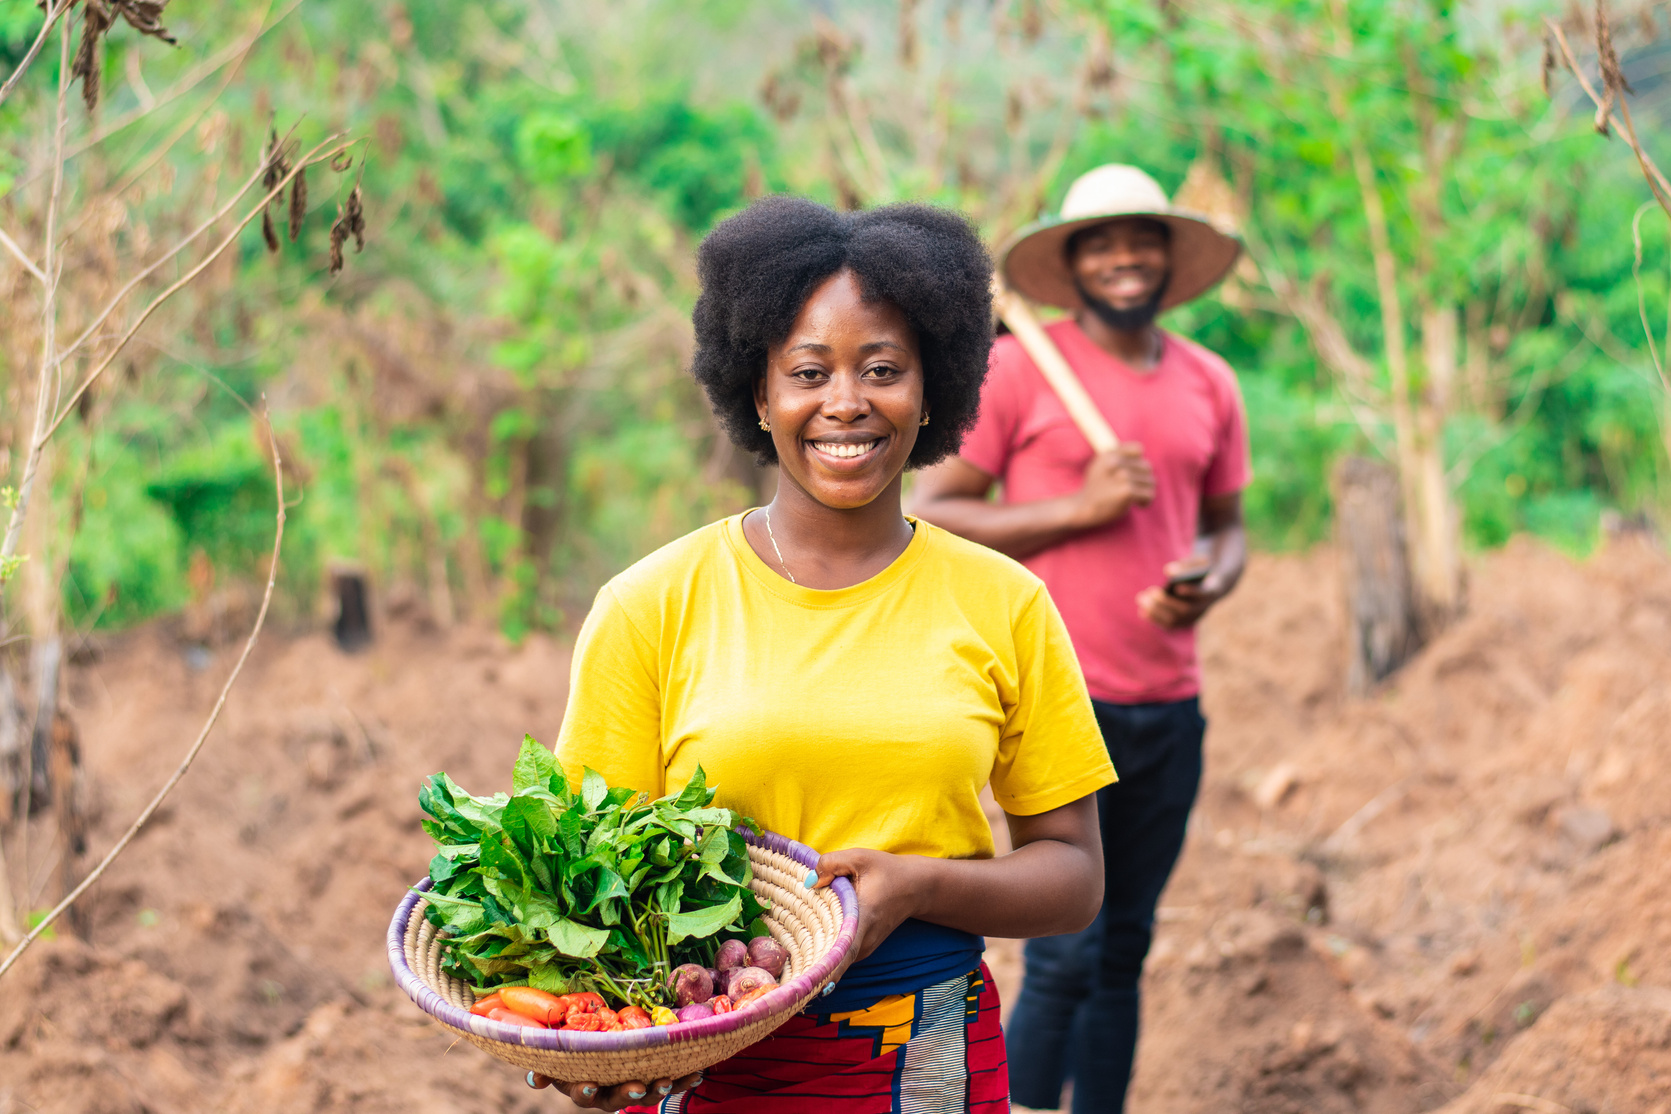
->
xmin=387 ymin=826 xmax=859 ymax=1054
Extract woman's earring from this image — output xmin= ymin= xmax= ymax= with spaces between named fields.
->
xmin=759 ymin=418 xmax=771 ymax=432
xmin=919 ymin=413 xmax=931 ymax=427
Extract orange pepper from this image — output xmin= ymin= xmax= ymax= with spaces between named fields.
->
xmin=469 ymin=991 xmax=504 ymax=1017
xmin=500 ymin=986 xmax=566 ymax=1026
xmin=487 ymin=1007 xmax=548 ymax=1029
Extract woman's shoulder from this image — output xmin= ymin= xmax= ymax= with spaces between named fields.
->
xmin=916 ymin=521 xmax=1048 ymax=605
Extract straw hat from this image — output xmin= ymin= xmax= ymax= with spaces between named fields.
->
xmin=1000 ymin=164 xmax=1242 ymax=312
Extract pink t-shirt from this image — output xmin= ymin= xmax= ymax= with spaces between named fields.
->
xmin=959 ymin=320 xmax=1252 ymax=704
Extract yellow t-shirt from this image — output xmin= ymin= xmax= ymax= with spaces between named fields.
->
xmin=555 ymin=513 xmax=1115 ymax=862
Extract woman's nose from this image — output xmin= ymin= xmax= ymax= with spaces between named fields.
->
xmin=822 ymin=372 xmax=868 ymax=420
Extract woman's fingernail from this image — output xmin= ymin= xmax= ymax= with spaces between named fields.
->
xmin=627 ymin=1089 xmax=646 ymax=1100
xmin=526 ymin=1071 xmax=538 ymax=1089
xmin=658 ymin=1083 xmax=673 ymax=1094
xmin=581 ymin=1085 xmax=597 ymax=1097
xmin=804 ymin=870 xmax=817 ymax=888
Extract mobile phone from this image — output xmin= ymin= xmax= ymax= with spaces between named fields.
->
xmin=1164 ymin=566 xmax=1211 ymax=597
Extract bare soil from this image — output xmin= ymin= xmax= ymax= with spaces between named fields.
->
xmin=2 ymin=534 xmax=1668 ymax=1114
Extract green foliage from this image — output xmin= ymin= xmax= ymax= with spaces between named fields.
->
xmin=419 ymin=737 xmax=767 ymax=1005
xmin=11 ymin=0 xmax=1669 ymax=650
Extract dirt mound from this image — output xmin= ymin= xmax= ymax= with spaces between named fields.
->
xmin=1431 ymin=985 xmax=1671 ymax=1114
xmin=1 ymin=534 xmax=1667 ymax=1113
xmin=1116 ymin=534 xmax=1671 ymax=1112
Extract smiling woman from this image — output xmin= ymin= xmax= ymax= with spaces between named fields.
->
xmin=537 ymin=197 xmax=1117 ymax=1112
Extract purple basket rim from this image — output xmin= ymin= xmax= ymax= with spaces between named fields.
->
xmin=387 ymin=826 xmax=860 ymax=1053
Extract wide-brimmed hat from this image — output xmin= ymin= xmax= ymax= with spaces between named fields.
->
xmin=999 ymin=164 xmax=1242 ymax=312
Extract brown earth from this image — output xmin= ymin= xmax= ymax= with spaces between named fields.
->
xmin=2 ymin=534 xmax=1668 ymax=1114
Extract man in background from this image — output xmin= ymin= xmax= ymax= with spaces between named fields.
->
xmin=911 ymin=164 xmax=1251 ymax=1113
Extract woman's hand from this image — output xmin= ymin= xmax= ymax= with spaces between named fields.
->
xmin=811 ymin=848 xmax=925 ymax=974
xmin=527 ymin=1071 xmax=702 ymax=1110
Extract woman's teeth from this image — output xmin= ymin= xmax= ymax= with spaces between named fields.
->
xmin=812 ymin=440 xmax=878 ymax=459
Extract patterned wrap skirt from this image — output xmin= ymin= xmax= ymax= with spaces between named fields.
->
xmin=626 ymin=964 xmax=1009 ymax=1113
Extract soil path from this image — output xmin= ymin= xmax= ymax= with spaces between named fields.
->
xmin=2 ymin=536 xmax=1668 ymax=1113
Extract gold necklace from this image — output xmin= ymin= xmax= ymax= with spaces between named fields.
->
xmin=762 ymin=506 xmax=796 ymax=584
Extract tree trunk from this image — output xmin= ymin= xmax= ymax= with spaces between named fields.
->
xmin=1333 ymin=456 xmax=1421 ymax=694
xmin=28 ymin=637 xmax=61 ymax=809
xmin=1406 ymin=303 xmax=1464 ymax=633
xmin=0 ymin=666 xmax=21 ymax=823
xmin=49 ymin=711 xmax=85 ymax=938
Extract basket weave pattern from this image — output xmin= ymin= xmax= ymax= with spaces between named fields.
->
xmin=388 ymin=829 xmax=858 ymax=1085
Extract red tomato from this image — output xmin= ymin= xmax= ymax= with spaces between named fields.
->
xmin=563 ymin=1012 xmax=605 ymax=1031
xmin=500 ymin=986 xmax=566 ymax=1026
xmin=487 ymin=1007 xmax=547 ymax=1029
xmin=571 ymin=992 xmax=607 ymax=1013
xmin=469 ymin=992 xmax=504 ymax=1017
xmin=708 ymin=995 xmax=734 ymax=1014
xmin=556 ymin=993 xmax=590 ymax=1015
xmin=617 ymin=1006 xmax=652 ymax=1027
xmin=594 ymin=1007 xmax=619 ymax=1028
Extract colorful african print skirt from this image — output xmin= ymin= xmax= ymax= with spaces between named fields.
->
xmin=628 ymin=964 xmax=1009 ymax=1113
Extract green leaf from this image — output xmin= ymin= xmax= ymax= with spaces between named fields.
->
xmin=503 ymin=792 xmax=558 ymax=851
xmin=665 ymin=891 xmax=742 ymax=946
xmin=582 ymin=767 xmax=608 ymax=811
xmin=513 ymin=735 xmax=559 ymax=794
xmin=546 ymin=917 xmax=611 ymax=959
xmin=527 ymin=964 xmax=576 ymax=993
xmin=671 ymin=766 xmax=708 ymax=810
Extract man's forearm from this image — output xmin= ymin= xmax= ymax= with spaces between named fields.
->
xmin=911 ymin=493 xmax=1089 ymax=560
xmin=1204 ymin=521 xmax=1247 ymax=594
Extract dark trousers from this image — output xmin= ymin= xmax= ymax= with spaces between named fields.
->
xmin=1005 ymin=697 xmax=1205 ymax=1114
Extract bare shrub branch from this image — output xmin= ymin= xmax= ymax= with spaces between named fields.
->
xmin=0 ymin=408 xmax=287 ymax=984
xmin=0 ymin=1 xmax=73 ymax=111
xmin=0 ymin=226 xmax=46 ymax=285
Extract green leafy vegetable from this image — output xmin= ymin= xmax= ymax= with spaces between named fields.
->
xmin=417 ymin=735 xmax=769 ymax=1009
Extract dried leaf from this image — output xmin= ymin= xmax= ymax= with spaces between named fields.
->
xmin=262 ymin=208 xmax=280 ymax=254
xmin=1595 ymin=0 xmax=1634 ymax=95
xmin=328 ymin=206 xmax=348 ymax=275
xmin=72 ymin=1 xmax=113 ymax=113
xmin=330 ymin=150 xmax=354 ymax=173
xmin=288 ymin=167 xmax=307 ymax=243
xmin=112 ymin=0 xmax=176 ymax=45
xmin=346 ymin=186 xmax=365 ymax=252
xmin=1540 ymin=33 xmax=1556 ymax=97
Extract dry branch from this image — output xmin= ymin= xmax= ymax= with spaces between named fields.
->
xmin=0 ymin=407 xmax=287 ymax=983
xmin=0 ymin=226 xmax=46 ymax=285
xmin=42 ymin=135 xmax=356 ymax=444
xmin=0 ymin=1 xmax=72 ymax=111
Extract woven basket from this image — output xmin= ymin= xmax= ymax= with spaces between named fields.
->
xmin=387 ymin=828 xmax=859 ymax=1085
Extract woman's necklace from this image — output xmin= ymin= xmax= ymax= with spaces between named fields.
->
xmin=762 ymin=506 xmax=796 ymax=584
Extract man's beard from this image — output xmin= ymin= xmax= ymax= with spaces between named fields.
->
xmin=1074 ymin=275 xmax=1168 ymax=332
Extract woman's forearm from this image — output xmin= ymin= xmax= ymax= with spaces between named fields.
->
xmin=904 ymin=834 xmax=1103 ymax=938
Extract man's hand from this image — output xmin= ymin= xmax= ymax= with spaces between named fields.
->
xmin=1073 ymin=443 xmax=1155 ymax=529
xmin=1137 ymin=557 xmax=1228 ymax=630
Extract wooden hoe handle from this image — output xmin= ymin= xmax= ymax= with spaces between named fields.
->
xmin=992 ymin=280 xmax=1119 ymax=454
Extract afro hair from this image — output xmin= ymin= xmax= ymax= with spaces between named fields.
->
xmin=690 ymin=196 xmax=993 ymax=468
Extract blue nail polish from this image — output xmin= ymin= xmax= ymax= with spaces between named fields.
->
xmin=627 ymin=1090 xmax=646 ymax=1100
xmin=581 ymin=1085 xmax=596 ymax=1097
xmin=804 ymin=870 xmax=817 ymax=888
xmin=659 ymin=1084 xmax=673 ymax=1094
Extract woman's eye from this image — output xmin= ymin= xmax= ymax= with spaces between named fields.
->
xmin=864 ymin=364 xmax=900 ymax=378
